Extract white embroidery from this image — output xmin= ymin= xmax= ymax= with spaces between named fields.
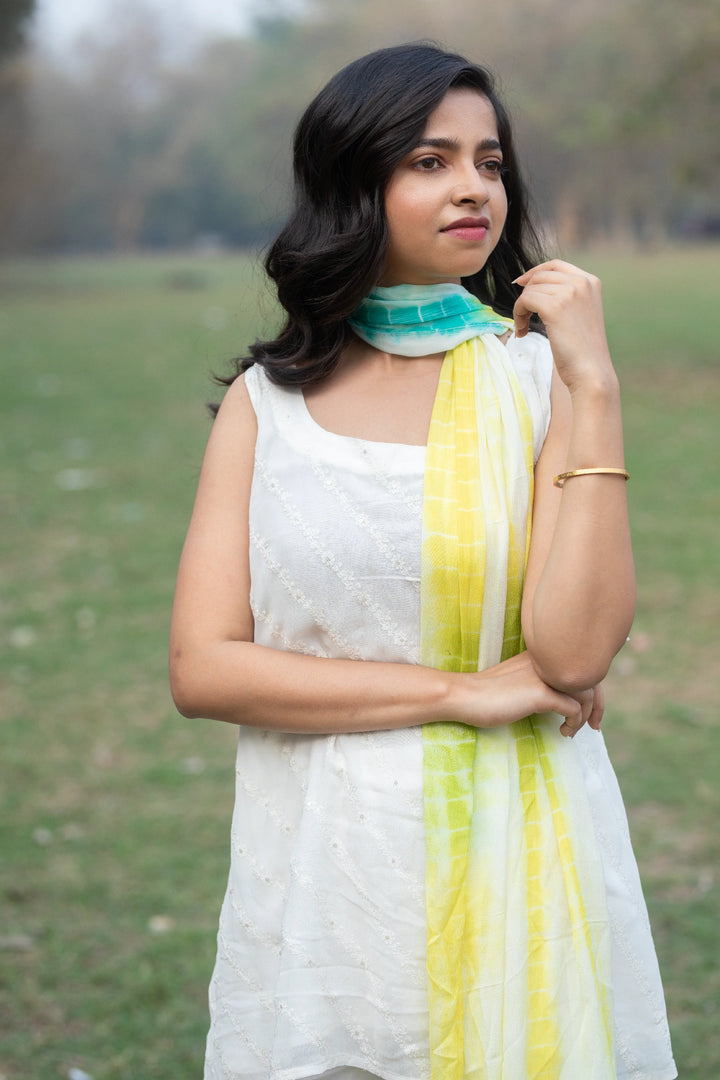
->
xmin=204 ymin=363 xmax=676 ymax=1080
xmin=254 ymin=456 xmax=416 ymax=655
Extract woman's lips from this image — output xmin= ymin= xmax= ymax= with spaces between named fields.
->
xmin=442 ymin=216 xmax=490 ymax=241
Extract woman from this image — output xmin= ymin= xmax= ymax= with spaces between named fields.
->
xmin=170 ymin=43 xmax=677 ymax=1080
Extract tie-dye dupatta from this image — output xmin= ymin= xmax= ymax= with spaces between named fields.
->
xmin=421 ymin=334 xmax=616 ymax=1079
xmin=347 ymin=284 xmax=616 ymax=1076
xmin=347 ymin=282 xmax=513 ymax=356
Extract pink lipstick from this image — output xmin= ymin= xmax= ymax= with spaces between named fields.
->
xmin=441 ymin=216 xmax=490 ymax=241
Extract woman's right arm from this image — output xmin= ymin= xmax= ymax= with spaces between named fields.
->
xmin=169 ymin=376 xmax=593 ymax=736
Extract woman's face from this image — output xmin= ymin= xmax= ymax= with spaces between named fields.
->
xmin=381 ymin=89 xmax=508 ymax=287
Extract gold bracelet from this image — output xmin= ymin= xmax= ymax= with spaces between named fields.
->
xmin=553 ymin=467 xmax=630 ymax=488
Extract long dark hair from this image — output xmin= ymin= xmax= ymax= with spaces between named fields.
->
xmin=223 ymin=42 xmax=546 ymax=390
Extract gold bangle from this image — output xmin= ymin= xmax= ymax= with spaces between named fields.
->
xmin=553 ymin=467 xmax=630 ymax=488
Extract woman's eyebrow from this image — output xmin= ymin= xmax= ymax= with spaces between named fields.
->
xmin=412 ymin=136 xmax=502 ymax=153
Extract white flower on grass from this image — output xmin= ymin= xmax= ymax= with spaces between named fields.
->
xmin=10 ymin=626 xmax=36 ymax=648
xmin=181 ymin=756 xmax=205 ymax=775
xmin=55 ymin=468 xmax=103 ymax=491
xmin=148 ymin=915 xmax=175 ymax=934
xmin=0 ymin=934 xmax=34 ymax=951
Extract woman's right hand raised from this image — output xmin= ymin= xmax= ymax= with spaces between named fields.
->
xmin=453 ymin=651 xmax=603 ymax=737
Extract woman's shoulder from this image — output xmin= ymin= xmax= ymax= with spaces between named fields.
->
xmin=211 ymin=370 xmax=259 ymax=441
xmin=225 ymin=363 xmax=309 ymax=452
xmin=239 ymin=362 xmax=263 ymax=405
xmin=218 ymin=364 xmax=287 ymax=421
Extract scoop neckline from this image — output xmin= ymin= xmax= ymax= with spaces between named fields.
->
xmin=275 ymin=329 xmax=526 ymax=453
xmin=297 ymin=388 xmax=427 ymax=452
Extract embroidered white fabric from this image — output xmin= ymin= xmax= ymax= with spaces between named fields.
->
xmin=203 ymin=333 xmax=676 ymax=1080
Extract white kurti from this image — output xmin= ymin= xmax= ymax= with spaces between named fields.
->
xmin=203 ymin=334 xmax=677 ymax=1080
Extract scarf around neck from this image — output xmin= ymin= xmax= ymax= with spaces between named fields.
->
xmin=333 ymin=277 xmax=619 ymax=1077
xmin=345 ymin=280 xmax=614 ymax=1077
xmin=347 ymin=282 xmax=512 ymax=356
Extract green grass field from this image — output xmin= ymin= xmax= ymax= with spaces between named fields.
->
xmin=1 ymin=248 xmax=718 ymax=1078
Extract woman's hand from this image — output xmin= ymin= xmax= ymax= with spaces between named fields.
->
xmin=454 ymin=651 xmax=604 ymax=738
xmin=512 ymin=260 xmax=615 ymax=396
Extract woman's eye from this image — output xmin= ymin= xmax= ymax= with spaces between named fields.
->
xmin=480 ymin=159 xmax=505 ymax=176
xmin=414 ymin=156 xmax=442 ymax=171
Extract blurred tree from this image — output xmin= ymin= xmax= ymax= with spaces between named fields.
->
xmin=0 ymin=0 xmax=35 ymax=59
xmin=0 ymin=0 xmax=36 ymax=249
xmin=25 ymin=6 xmax=247 ymax=250
xmin=7 ymin=0 xmax=720 ymax=252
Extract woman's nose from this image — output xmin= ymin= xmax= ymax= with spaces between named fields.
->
xmin=452 ymin=162 xmax=490 ymax=205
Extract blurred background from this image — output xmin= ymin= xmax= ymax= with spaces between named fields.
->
xmin=1 ymin=1 xmax=719 ymax=1078
xmin=2 ymin=0 xmax=719 ymax=253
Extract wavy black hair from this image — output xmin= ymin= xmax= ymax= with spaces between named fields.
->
xmin=223 ymin=42 xmax=546 ymax=390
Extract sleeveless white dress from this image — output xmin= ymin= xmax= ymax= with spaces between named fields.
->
xmin=203 ymin=334 xmax=677 ymax=1080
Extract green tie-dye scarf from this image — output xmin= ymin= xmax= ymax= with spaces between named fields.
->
xmin=348 ymin=282 xmax=512 ymax=357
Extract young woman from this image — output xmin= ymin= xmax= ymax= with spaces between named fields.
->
xmin=170 ymin=43 xmax=677 ymax=1080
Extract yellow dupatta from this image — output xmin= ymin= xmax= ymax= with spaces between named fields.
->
xmin=421 ymin=336 xmax=616 ymax=1080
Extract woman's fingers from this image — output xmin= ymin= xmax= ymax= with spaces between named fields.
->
xmin=514 ymin=259 xmax=590 ymax=286
xmin=588 ymin=682 xmax=605 ymax=730
xmin=557 ymin=697 xmax=584 ymax=737
xmin=468 ymin=654 xmax=605 ymax=738
xmin=511 ymin=260 xmax=606 ymax=352
xmin=512 ymin=273 xmax=572 ymax=338
xmin=555 ymin=684 xmax=606 ymax=737
xmin=557 ymin=687 xmax=594 ymax=738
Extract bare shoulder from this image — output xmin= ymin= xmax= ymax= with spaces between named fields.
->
xmin=203 ymin=371 xmax=258 ymax=464
xmin=181 ymin=372 xmax=258 ymax=523
xmin=214 ymin=370 xmax=257 ymax=429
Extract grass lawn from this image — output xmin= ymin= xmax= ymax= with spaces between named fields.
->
xmin=1 ymin=247 xmax=718 ymax=1078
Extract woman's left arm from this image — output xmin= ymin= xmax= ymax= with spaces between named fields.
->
xmin=515 ymin=260 xmax=636 ymax=693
